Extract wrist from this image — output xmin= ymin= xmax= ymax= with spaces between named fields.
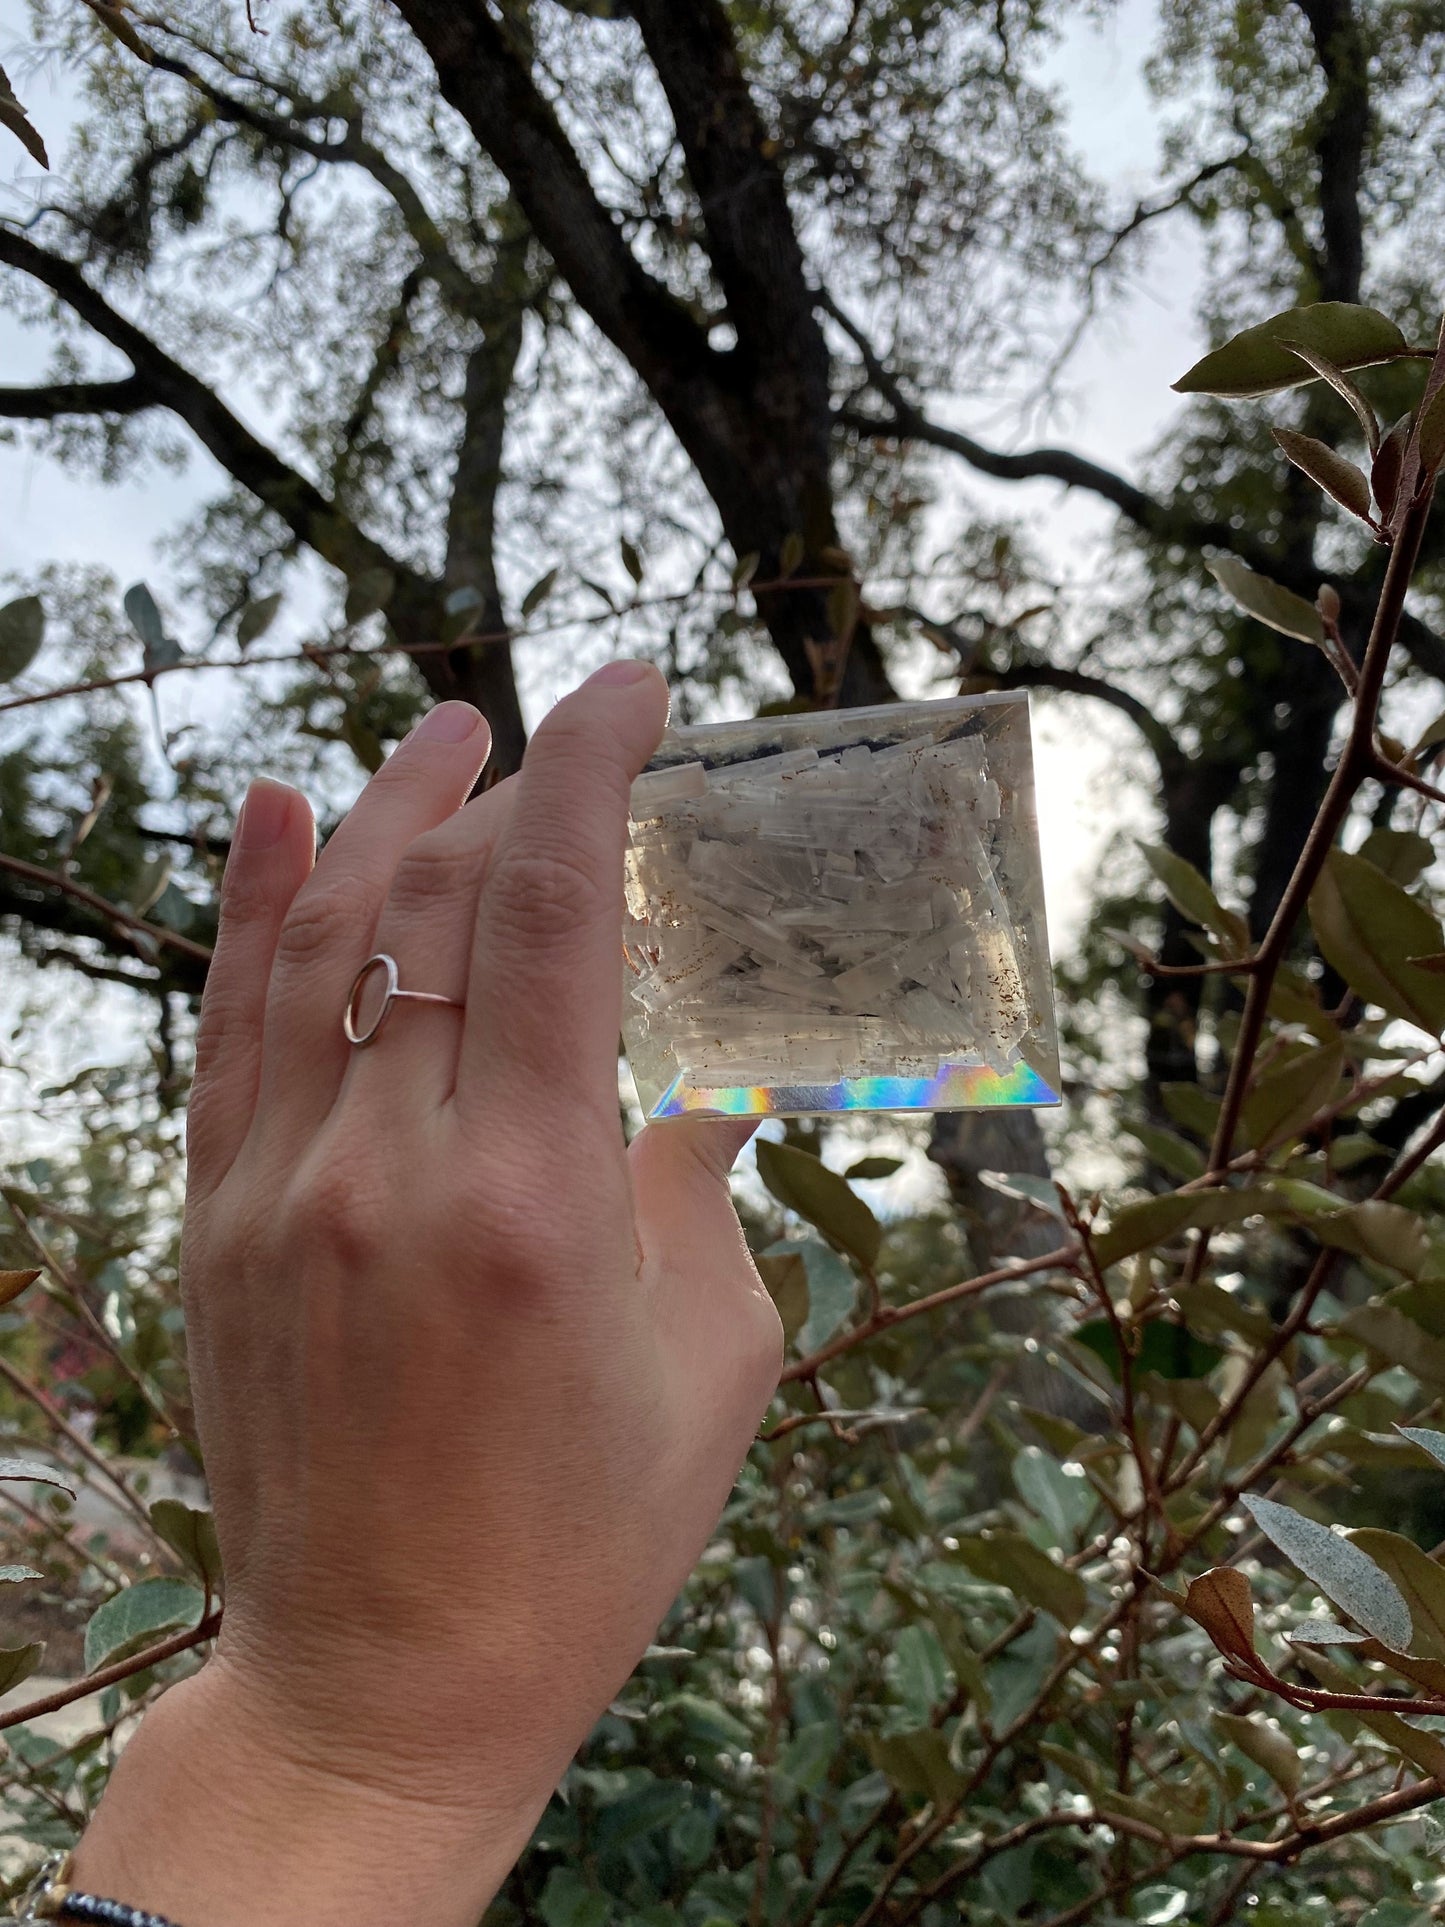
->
xmin=71 ymin=1657 xmax=554 ymax=1927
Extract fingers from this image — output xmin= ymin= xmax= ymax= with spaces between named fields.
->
xmin=246 ymin=703 xmax=491 ymax=1165
xmin=339 ymin=775 xmax=519 ymax=1118
xmin=456 ymin=662 xmax=669 ymax=1130
xmin=186 ymin=780 xmax=315 ymax=1205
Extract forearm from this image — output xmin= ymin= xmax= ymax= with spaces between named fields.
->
xmin=70 ymin=1663 xmax=548 ymax=1927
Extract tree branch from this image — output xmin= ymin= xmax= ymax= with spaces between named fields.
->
xmin=0 ymin=850 xmax=212 ymax=971
xmin=824 ymin=293 xmax=1259 ymax=560
xmin=0 ymin=226 xmax=436 ymax=632
xmin=978 ymin=662 xmax=1185 ymax=782
xmin=388 ymin=0 xmax=720 ymax=402
xmin=0 ymin=1610 xmax=222 ymax=1736
xmin=627 ymin=0 xmax=828 ymax=408
xmin=0 ymin=375 xmax=152 ymax=419
xmin=131 ymin=39 xmax=496 ymax=324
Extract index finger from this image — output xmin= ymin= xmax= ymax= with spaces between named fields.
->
xmin=455 ymin=660 xmax=668 ymax=1127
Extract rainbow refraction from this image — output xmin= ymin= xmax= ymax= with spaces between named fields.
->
xmin=648 ymin=1056 xmax=1059 ymax=1120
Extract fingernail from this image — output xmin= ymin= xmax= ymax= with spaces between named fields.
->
xmin=415 ymin=701 xmax=482 ymax=743
xmin=238 ymin=778 xmax=294 ymax=852
xmin=587 ymin=659 xmax=653 ymax=687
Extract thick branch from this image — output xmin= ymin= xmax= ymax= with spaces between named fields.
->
xmin=0 ymin=226 xmax=437 ymax=633
xmin=628 ymin=0 xmax=828 ymax=409
xmin=981 ymin=662 xmax=1184 ymax=784
xmin=388 ymin=0 xmax=720 ymax=403
xmin=134 ymin=42 xmax=494 ymax=323
xmin=0 ymin=375 xmax=151 ymax=418
xmin=825 ymin=295 xmax=1258 ymax=560
xmin=1293 ymin=0 xmax=1370 ymax=303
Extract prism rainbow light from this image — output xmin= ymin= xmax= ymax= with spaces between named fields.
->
xmin=621 ymin=693 xmax=1060 ymax=1121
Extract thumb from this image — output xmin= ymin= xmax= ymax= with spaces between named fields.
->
xmin=629 ymin=1116 xmax=782 ymax=1386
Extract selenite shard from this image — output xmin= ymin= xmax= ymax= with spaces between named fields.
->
xmin=621 ymin=692 xmax=1060 ymax=1119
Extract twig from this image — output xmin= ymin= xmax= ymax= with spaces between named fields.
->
xmin=0 ymin=852 xmax=213 ymax=966
xmin=779 ymin=1243 xmax=1076 ymax=1383
xmin=0 ymin=1610 xmax=222 ymax=1734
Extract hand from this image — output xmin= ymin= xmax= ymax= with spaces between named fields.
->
xmin=73 ymin=665 xmax=782 ymax=1927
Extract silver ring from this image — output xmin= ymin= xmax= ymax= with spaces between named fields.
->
xmin=343 ymin=952 xmax=465 ymax=1047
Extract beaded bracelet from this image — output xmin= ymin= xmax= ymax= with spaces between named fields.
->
xmin=13 ymin=1853 xmax=184 ymax=1927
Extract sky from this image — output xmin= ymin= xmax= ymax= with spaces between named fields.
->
xmin=0 ymin=0 xmax=1209 ymax=1153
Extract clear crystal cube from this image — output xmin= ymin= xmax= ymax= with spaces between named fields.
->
xmin=622 ymin=692 xmax=1060 ymax=1119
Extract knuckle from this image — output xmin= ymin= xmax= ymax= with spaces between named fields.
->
xmin=486 ymin=845 xmax=613 ymax=950
xmin=526 ymin=712 xmax=632 ymax=808
xmin=386 ymin=835 xmax=483 ymax=919
xmin=287 ymin=1147 xmax=391 ymax=1273
xmin=273 ymin=879 xmax=366 ymax=975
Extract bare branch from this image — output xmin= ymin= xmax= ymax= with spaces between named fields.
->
xmin=0 ymin=375 xmax=151 ymax=419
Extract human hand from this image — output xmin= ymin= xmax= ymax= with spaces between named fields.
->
xmin=73 ymin=665 xmax=782 ymax=1927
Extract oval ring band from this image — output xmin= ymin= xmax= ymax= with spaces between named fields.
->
xmin=343 ymin=952 xmax=466 ymax=1047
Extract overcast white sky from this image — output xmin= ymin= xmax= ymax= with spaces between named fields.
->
xmin=0 ymin=0 xmax=1205 ymax=950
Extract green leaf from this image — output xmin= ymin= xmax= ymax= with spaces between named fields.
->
xmin=778 ymin=1719 xmax=840 ymax=1791
xmin=0 ymin=1642 xmax=44 ymax=1695
xmin=148 ymin=1500 xmax=223 ymax=1594
xmin=1207 ymin=557 xmax=1324 ymax=645
xmin=0 ymin=1565 xmax=43 ymax=1584
xmin=1090 ymin=1185 xmax=1277 ymax=1270
xmin=1074 ymin=1318 xmax=1223 ymax=1382
xmin=1340 ymin=1304 xmax=1445 ymax=1387
xmin=0 ymin=1458 xmax=77 ymax=1498
xmin=1308 ymin=848 xmax=1445 ymax=1035
xmin=1138 ymin=841 xmax=1248 ymax=947
xmin=1013 ymin=1445 xmax=1094 ymax=1542
xmin=755 ymin=1249 xmax=809 ymax=1347
xmin=663 ymin=1691 xmax=751 ymax=1750
xmin=866 ymin=1726 xmax=963 ymax=1805
xmin=977 ymin=1170 xmax=1065 ymax=1219
xmin=539 ymin=1867 xmax=613 ymax=1927
xmin=83 ymin=1577 xmax=205 ymax=1673
xmin=343 ymin=566 xmax=396 ymax=623
xmin=1397 ymin=1425 xmax=1445 ymax=1473
xmin=123 ymin=582 xmax=182 ymax=675
xmin=844 ymin=1155 xmax=903 ymax=1181
xmin=1174 ymin=304 xmax=1409 ymax=399
xmin=889 ymin=1622 xmax=952 ymax=1721
xmin=620 ymin=537 xmax=644 ymax=585
xmin=521 ymin=566 xmax=559 ymax=618
xmin=1346 ymin=1529 xmax=1445 ymax=1660
xmin=1243 ymin=1496 xmax=1411 ymax=1649
xmin=236 ymin=592 xmax=282 ymax=648
xmin=755 ymin=1140 xmax=881 ymax=1268
xmin=1340 ymin=1202 xmax=1431 ymax=1276
xmin=0 ymin=595 xmax=45 ymax=683
xmin=1213 ymin=1711 xmax=1302 ymax=1796
xmin=1270 ymin=428 xmax=1373 ymax=521
xmin=948 ymin=1531 xmax=1087 ymax=1625
xmin=1240 ymin=1039 xmax=1344 ymax=1150
xmin=1161 ymin=1080 xmax=1221 ymax=1140
xmin=1357 ymin=828 xmax=1436 ymax=886
xmin=1373 ymin=411 xmax=1413 ymax=524
xmin=765 ymin=1238 xmax=856 ymax=1351
xmin=1297 ymin=1646 xmax=1445 ymax=1778
xmin=827 ymin=576 xmax=860 ymax=638
xmin=779 ymin=531 xmax=806 ymax=576
xmin=731 ymin=550 xmax=760 ymax=588
xmin=1120 ymin=1119 xmax=1207 ymax=1182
